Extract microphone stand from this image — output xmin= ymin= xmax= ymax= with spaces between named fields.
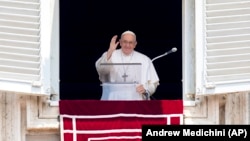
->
xmin=148 ymin=47 xmax=177 ymax=100
xmin=152 ymin=47 xmax=177 ymax=62
xmin=152 ymin=53 xmax=168 ymax=62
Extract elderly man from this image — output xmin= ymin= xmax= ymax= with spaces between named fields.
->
xmin=95 ymin=30 xmax=159 ymax=100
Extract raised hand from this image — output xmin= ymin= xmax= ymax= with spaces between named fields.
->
xmin=107 ymin=35 xmax=119 ymax=59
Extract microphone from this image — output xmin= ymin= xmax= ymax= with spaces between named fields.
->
xmin=152 ymin=47 xmax=177 ymax=62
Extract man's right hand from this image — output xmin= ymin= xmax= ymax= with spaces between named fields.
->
xmin=107 ymin=35 xmax=119 ymax=59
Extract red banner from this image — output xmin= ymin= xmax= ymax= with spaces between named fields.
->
xmin=59 ymin=100 xmax=183 ymax=141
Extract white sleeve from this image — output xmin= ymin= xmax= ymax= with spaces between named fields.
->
xmin=146 ymin=81 xmax=159 ymax=96
xmin=95 ymin=52 xmax=112 ymax=82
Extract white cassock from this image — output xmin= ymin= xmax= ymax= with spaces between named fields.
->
xmin=96 ymin=49 xmax=159 ymax=100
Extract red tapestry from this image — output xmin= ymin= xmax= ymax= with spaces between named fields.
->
xmin=59 ymin=100 xmax=183 ymax=141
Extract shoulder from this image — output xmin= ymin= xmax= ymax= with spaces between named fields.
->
xmin=112 ymin=49 xmax=121 ymax=55
xmin=134 ymin=51 xmax=151 ymax=61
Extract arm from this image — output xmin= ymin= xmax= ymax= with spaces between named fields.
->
xmin=146 ymin=81 xmax=159 ymax=95
xmin=107 ymin=35 xmax=119 ymax=60
xmin=95 ymin=35 xmax=120 ymax=82
xmin=136 ymin=58 xmax=160 ymax=99
xmin=136 ymin=81 xmax=159 ymax=99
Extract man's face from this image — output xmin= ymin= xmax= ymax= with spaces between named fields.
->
xmin=119 ymin=34 xmax=137 ymax=55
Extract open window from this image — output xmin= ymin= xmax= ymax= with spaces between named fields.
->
xmin=195 ymin=0 xmax=250 ymax=96
xmin=0 ymin=1 xmax=59 ymax=97
xmin=183 ymin=0 xmax=250 ymax=105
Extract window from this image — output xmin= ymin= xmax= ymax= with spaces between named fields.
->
xmin=195 ymin=0 xmax=250 ymax=96
xmin=0 ymin=0 xmax=59 ymax=97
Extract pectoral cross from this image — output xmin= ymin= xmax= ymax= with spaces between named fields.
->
xmin=122 ymin=73 xmax=128 ymax=82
